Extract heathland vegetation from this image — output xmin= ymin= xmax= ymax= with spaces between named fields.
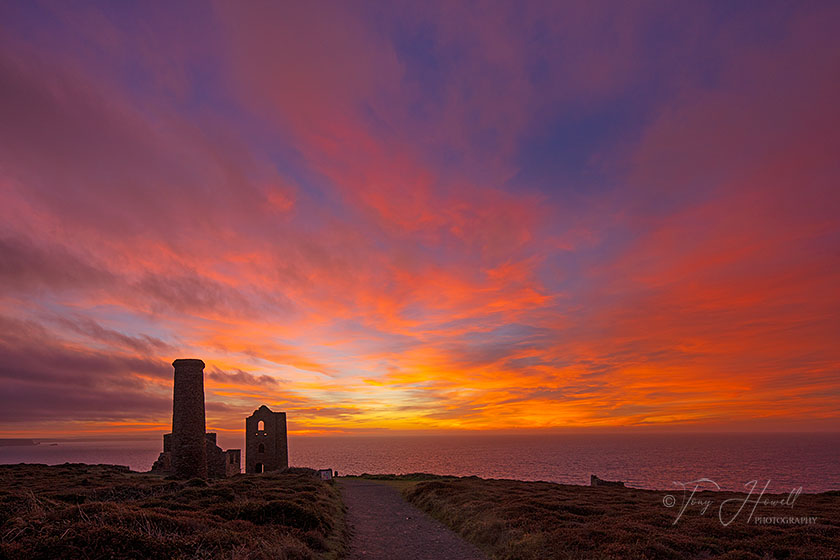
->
xmin=0 ymin=464 xmax=345 ymax=560
xmin=3 ymin=465 xmax=839 ymax=559
xmin=400 ymin=476 xmax=840 ymax=560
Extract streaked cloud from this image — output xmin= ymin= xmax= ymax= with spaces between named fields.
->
xmin=0 ymin=1 xmax=838 ymax=443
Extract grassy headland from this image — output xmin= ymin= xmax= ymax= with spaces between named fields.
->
xmin=0 ymin=464 xmax=346 ymax=560
xmin=397 ymin=476 xmax=840 ymax=560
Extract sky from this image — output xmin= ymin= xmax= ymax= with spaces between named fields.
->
xmin=1 ymin=1 xmax=838 ymax=445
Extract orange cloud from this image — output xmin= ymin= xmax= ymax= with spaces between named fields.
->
xmin=1 ymin=1 xmax=838 ymax=442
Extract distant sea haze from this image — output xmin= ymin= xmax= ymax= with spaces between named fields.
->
xmin=1 ymin=433 xmax=837 ymax=493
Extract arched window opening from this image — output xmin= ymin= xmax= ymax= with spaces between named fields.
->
xmin=229 ymin=455 xmax=235 ymax=464
xmin=258 ymin=420 xmax=265 ymax=431
xmin=258 ymin=443 xmax=265 ymax=453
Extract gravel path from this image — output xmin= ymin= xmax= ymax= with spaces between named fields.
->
xmin=340 ymin=478 xmax=489 ymax=560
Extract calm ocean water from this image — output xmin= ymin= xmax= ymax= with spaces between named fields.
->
xmin=2 ymin=433 xmax=838 ymax=493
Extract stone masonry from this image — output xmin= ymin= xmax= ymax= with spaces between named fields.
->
xmin=245 ymin=405 xmax=288 ymax=473
xmin=151 ymin=359 xmax=241 ymax=478
xmin=171 ymin=358 xmax=207 ymax=478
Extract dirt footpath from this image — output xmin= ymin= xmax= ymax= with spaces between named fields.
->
xmin=339 ymin=478 xmax=489 ymax=560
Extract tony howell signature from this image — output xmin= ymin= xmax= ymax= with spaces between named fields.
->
xmin=662 ymin=478 xmax=807 ymax=526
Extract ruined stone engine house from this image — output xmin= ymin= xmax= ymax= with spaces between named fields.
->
xmin=245 ymin=405 xmax=289 ymax=474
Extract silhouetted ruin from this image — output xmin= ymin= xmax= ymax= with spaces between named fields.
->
xmin=245 ymin=405 xmax=288 ymax=473
xmin=151 ymin=359 xmax=241 ymax=478
xmin=590 ymin=474 xmax=625 ymax=487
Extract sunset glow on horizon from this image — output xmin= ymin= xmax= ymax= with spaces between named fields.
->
xmin=1 ymin=1 xmax=839 ymax=446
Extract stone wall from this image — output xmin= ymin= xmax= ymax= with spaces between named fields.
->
xmin=225 ymin=449 xmax=241 ymax=477
xmin=590 ymin=474 xmax=625 ymax=487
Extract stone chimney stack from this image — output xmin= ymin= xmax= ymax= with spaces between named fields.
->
xmin=171 ymin=358 xmax=207 ymax=478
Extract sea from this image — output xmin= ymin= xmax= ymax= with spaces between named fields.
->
xmin=1 ymin=433 xmax=838 ymax=493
